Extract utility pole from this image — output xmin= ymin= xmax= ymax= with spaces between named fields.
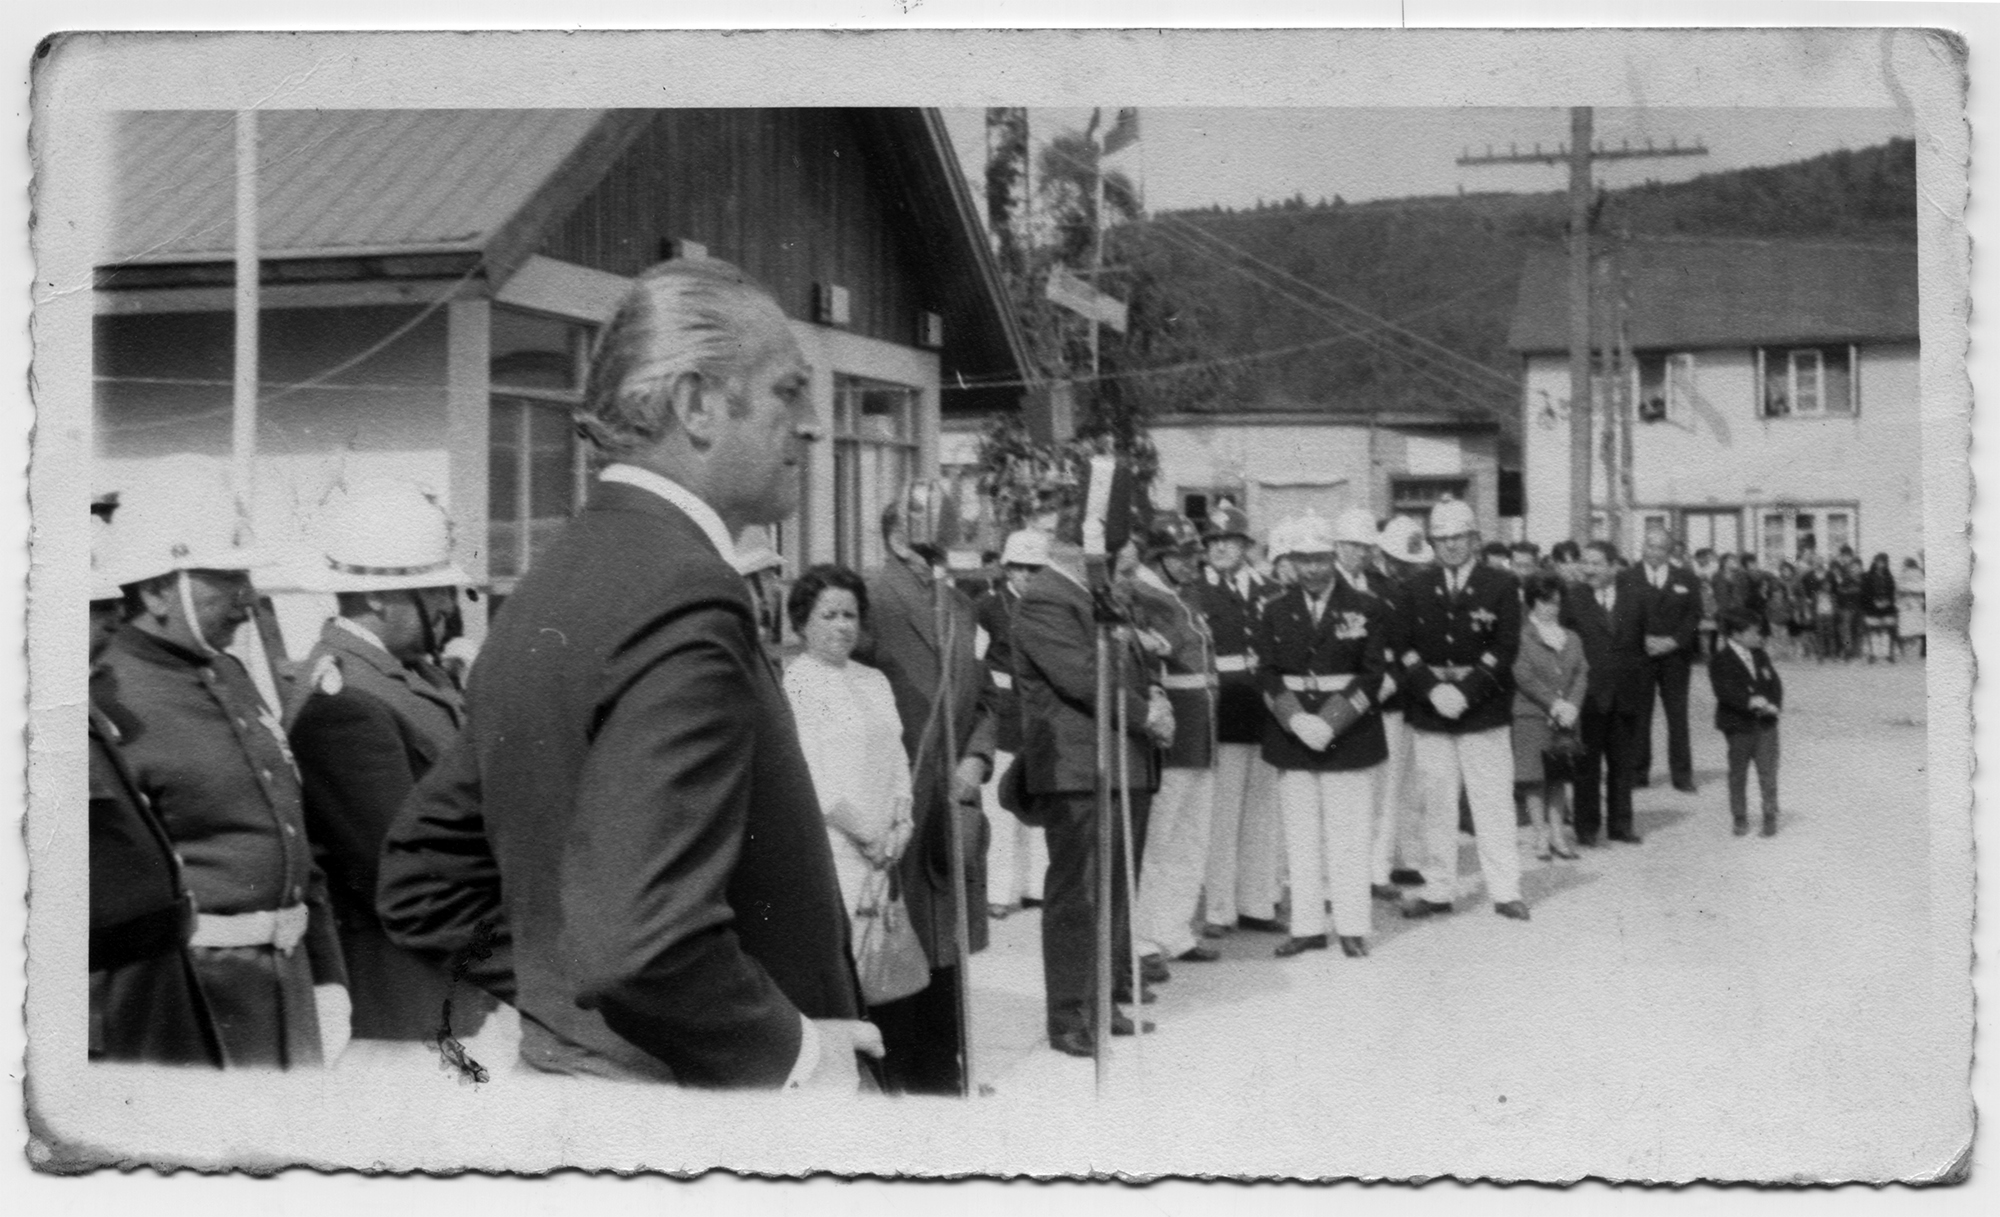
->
xmin=1459 ymin=110 xmax=1706 ymax=544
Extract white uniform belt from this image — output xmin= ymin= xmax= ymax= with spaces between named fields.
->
xmin=190 ymin=904 xmax=309 ymax=953
xmin=1429 ymin=665 xmax=1474 ymax=680
xmin=1282 ymin=673 xmax=1355 ymax=693
xmin=1214 ymin=653 xmax=1251 ymax=673
xmin=990 ymin=670 xmax=1014 ymax=691
xmin=1159 ymin=672 xmax=1218 ymax=690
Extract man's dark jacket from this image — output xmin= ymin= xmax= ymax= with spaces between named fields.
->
xmin=1560 ymin=582 xmax=1653 ymax=712
xmin=1394 ymin=564 xmax=1522 ymax=734
xmin=378 ymin=480 xmax=860 ymax=1088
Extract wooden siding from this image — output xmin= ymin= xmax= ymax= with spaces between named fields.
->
xmin=538 ymin=110 xmax=929 ymax=356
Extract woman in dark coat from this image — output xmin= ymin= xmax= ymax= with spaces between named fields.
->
xmin=1860 ymin=552 xmax=1899 ymax=663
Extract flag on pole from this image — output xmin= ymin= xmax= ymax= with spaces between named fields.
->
xmin=1045 ymin=265 xmax=1130 ymax=334
xmin=1101 ymin=107 xmax=1141 ymax=158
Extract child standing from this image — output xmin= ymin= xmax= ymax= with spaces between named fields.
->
xmin=1708 ymin=609 xmax=1784 ymax=837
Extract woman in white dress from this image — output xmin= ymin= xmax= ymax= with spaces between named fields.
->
xmin=782 ymin=564 xmax=914 ymax=946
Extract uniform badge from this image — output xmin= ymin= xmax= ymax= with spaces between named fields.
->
xmin=1334 ymin=611 xmax=1370 ymax=640
xmin=1469 ymin=607 xmax=1498 ymax=628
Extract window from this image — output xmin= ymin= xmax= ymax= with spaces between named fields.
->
xmin=1682 ymin=508 xmax=1743 ymax=557
xmin=488 ymin=309 xmax=594 ymax=588
xmin=1758 ymin=345 xmax=1856 ymax=418
xmin=1757 ymin=505 xmax=1859 ymax=564
xmin=1390 ymin=477 xmax=1470 ymax=526
xmin=833 ymin=374 xmax=920 ymax=571
xmin=1179 ymin=486 xmax=1245 ymax=532
xmin=1637 ymin=352 xmax=1696 ymax=424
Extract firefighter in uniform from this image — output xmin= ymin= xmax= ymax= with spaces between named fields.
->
xmin=976 ymin=528 xmax=1051 ymax=915
xmin=1191 ymin=502 xmax=1287 ymax=935
xmin=1373 ymin=516 xmax=1435 ymax=890
xmin=286 ymin=481 xmax=497 ymax=1044
xmin=88 ymin=500 xmax=224 ymax=1067
xmin=99 ymin=479 xmax=350 ymax=1067
xmin=1129 ymin=512 xmax=1224 ymax=972
xmin=1255 ymin=513 xmax=1391 ymax=958
xmin=1393 ymin=498 xmax=1530 ymax=922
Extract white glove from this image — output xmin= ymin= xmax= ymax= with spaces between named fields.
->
xmin=1549 ymin=699 xmax=1578 ymax=728
xmin=1289 ymin=713 xmax=1335 ymax=751
xmin=1429 ymin=684 xmax=1469 ymax=719
xmin=1146 ymin=691 xmax=1177 ymax=746
xmin=315 ymin=983 xmax=352 ymax=1066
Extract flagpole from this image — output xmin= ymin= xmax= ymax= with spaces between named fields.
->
xmin=1090 ymin=132 xmax=1105 ymax=381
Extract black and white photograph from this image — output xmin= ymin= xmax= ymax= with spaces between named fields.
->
xmin=13 ymin=16 xmax=1983 ymax=1196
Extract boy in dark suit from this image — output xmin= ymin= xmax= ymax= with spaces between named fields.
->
xmin=1709 ymin=609 xmax=1785 ymax=837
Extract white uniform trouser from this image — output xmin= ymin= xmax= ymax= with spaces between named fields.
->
xmin=1409 ymin=726 xmax=1521 ymax=906
xmin=1277 ymin=766 xmax=1380 ymax=939
xmin=1369 ymin=710 xmax=1421 ymax=886
xmin=1205 ymin=743 xmax=1286 ymax=924
xmin=1135 ymin=765 xmax=1217 ymax=959
xmin=981 ymin=750 xmax=1047 ymax=904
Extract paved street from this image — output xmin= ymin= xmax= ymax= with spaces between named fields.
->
xmin=965 ymin=653 xmax=1966 ymax=1180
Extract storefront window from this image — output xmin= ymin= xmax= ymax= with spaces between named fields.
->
xmin=833 ymin=374 xmax=919 ymax=571
xmin=488 ymin=309 xmax=594 ymax=587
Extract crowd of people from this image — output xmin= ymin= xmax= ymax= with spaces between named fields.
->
xmin=81 ymin=254 xmax=1927 ymax=1094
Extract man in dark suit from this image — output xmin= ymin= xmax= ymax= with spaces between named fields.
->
xmin=1012 ymin=516 xmax=1174 ymax=1057
xmin=856 ymin=486 xmax=1000 ymax=1094
xmin=1561 ymin=541 xmax=1653 ymax=845
xmin=378 ymin=258 xmax=878 ymax=1090
xmin=287 ymin=482 xmax=497 ymax=1045
xmin=1628 ymin=527 xmax=1703 ymax=792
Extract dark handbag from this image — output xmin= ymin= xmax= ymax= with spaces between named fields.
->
xmin=854 ymin=869 xmax=931 ymax=1006
xmin=1541 ymin=722 xmax=1586 ymax=780
xmin=996 ymin=754 xmax=1049 ymax=827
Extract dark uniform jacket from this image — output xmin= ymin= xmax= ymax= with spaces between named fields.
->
xmin=972 ymin=584 xmax=1023 ymax=754
xmin=100 ymin=628 xmax=346 ymax=1068
xmin=378 ymin=480 xmax=860 ymax=1089
xmin=1126 ymin=568 xmax=1217 ymax=770
xmin=1709 ymin=644 xmax=1785 ymax=734
xmin=1189 ymin=565 xmax=1280 ymax=745
xmin=1011 ymin=564 xmax=1159 ymax=798
xmin=1341 ymin=565 xmax=1406 ymax=713
xmin=88 ymin=684 xmax=224 ymax=1067
xmin=1624 ymin=562 xmax=1703 ymax=653
xmin=1255 ymin=581 xmax=1390 ymax=770
xmin=1560 ymin=582 xmax=1653 ymax=713
xmin=288 ymin=621 xmax=496 ymax=1041
xmin=858 ymin=556 xmax=997 ymax=960
xmin=1394 ymin=563 xmax=1522 ymax=734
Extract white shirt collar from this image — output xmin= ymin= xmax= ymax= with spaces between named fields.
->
xmin=599 ymin=463 xmax=740 ymax=568
xmin=1730 ymin=640 xmax=1758 ymax=666
xmin=333 ymin=616 xmax=390 ymax=656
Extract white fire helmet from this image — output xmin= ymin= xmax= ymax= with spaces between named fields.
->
xmin=1426 ymin=496 xmax=1479 ymax=540
xmin=1333 ymin=507 xmax=1381 ymax=548
xmin=1000 ymin=528 xmax=1051 ymax=568
xmin=90 ymin=513 xmax=122 ymax=602
xmin=1378 ymin=516 xmax=1435 ymax=565
xmin=297 ymin=480 xmax=469 ymax=593
xmin=100 ymin=475 xmax=280 ymax=589
xmin=1273 ymin=512 xmax=1335 ymax=559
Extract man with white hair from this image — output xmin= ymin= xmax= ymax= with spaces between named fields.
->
xmin=1392 ymin=498 xmax=1529 ymax=922
xmin=1254 ymin=512 xmax=1390 ymax=957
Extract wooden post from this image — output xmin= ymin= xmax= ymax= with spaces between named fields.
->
xmin=1566 ymin=107 xmax=1593 ymax=544
xmin=232 ymin=109 xmax=259 ymax=533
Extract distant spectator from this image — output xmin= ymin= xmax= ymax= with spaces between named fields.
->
xmin=1508 ymin=541 xmax=1542 ymax=582
xmin=1549 ymin=539 xmax=1584 ymax=584
xmin=1765 ymin=563 xmax=1797 ymax=660
xmin=1896 ymin=556 xmax=1927 ymax=659
xmin=1860 ymin=552 xmax=1899 ymax=663
xmin=1482 ymin=541 xmax=1514 ymax=571
xmin=1693 ymin=548 xmax=1719 ymax=657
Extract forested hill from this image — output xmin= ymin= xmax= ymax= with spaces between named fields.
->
xmin=1099 ymin=137 xmax=1916 ymax=427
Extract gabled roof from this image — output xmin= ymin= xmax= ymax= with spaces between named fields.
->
xmin=1507 ymin=237 xmax=1918 ymax=355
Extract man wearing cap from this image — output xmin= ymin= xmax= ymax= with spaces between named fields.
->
xmin=286 ymin=482 xmax=497 ymax=1045
xmin=1191 ymin=502 xmax=1287 ymax=936
xmin=1128 ymin=512 xmax=1224 ymax=973
xmin=975 ymin=528 xmax=1050 ymax=916
xmin=1328 ymin=509 xmax=1412 ymax=904
xmin=1255 ymin=513 xmax=1390 ymax=957
xmin=99 ymin=477 xmax=349 ymax=1067
xmin=1392 ymin=497 xmax=1529 ymax=922
xmin=1370 ymin=515 xmax=1434 ymax=890
xmin=87 ymin=499 xmax=224 ymax=1067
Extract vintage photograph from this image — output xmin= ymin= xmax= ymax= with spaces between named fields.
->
xmin=22 ymin=27 xmax=1973 ymax=1182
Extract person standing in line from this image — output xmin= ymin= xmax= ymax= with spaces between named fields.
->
xmin=99 ymin=477 xmax=350 ymax=1069
xmin=1549 ymin=539 xmax=1585 ymax=586
xmin=975 ymin=529 xmax=1051 ymax=917
xmin=1393 ymin=498 xmax=1529 ymax=922
xmin=1831 ymin=546 xmax=1866 ymax=661
xmin=1627 ymin=527 xmax=1703 ymax=794
xmin=1508 ymin=542 xmax=1543 ymax=583
xmin=1692 ymin=548 xmax=1720 ymax=659
xmin=1257 ymin=513 xmax=1390 ymax=956
xmin=87 ymin=500 xmax=224 ymax=1068
xmin=378 ymin=258 xmax=878 ymax=1091
xmin=1191 ymin=503 xmax=1288 ymax=936
xmin=1708 ymin=609 xmax=1785 ymax=837
xmin=1895 ymin=555 xmax=1927 ymax=660
xmin=1860 ymin=552 xmax=1899 ymax=663
xmin=1560 ymin=541 xmax=1652 ymax=847
xmin=1011 ymin=503 xmax=1174 ymax=1058
xmin=286 ymin=482 xmax=498 ymax=1046
xmin=1129 ymin=512 xmax=1224 ymax=974
xmin=857 ymin=487 xmax=999 ymax=1095
xmin=1512 ymin=574 xmax=1588 ymax=861
xmin=1372 ymin=515 xmax=1436 ymax=892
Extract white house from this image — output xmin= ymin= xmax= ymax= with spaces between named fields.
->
xmin=1510 ymin=237 xmax=1920 ymax=564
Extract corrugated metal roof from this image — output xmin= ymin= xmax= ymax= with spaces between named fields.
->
xmin=107 ymin=109 xmax=604 ymax=265
xmin=1508 ymin=237 xmax=1918 ymax=354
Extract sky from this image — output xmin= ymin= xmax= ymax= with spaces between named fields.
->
xmin=941 ymin=107 xmax=1915 ymax=215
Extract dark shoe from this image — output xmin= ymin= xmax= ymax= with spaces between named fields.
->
xmin=1110 ymin=1013 xmax=1154 ymax=1037
xmin=1112 ymin=986 xmax=1159 ymax=1006
xmin=1494 ymin=900 xmax=1531 ymax=921
xmin=1200 ymin=923 xmax=1231 ymax=939
xmin=1140 ymin=954 xmax=1172 ymax=986
xmin=1632 ymin=775 xmax=1652 ymax=789
xmin=1236 ymin=915 xmax=1284 ymax=933
xmin=1389 ymin=868 xmax=1425 ymax=887
xmin=1402 ymin=899 xmax=1454 ymax=919
xmin=1370 ymin=883 xmax=1403 ymax=902
xmin=1761 ymin=818 xmax=1778 ymax=838
xmin=1050 ymin=1029 xmax=1096 ymax=1058
xmin=1673 ymin=779 xmax=1698 ymax=794
xmin=1175 ymin=944 xmax=1222 ymax=963
xmin=1019 ymin=896 xmax=1044 ymax=910
xmin=1274 ymin=934 xmax=1329 ymax=957
xmin=1574 ymin=833 xmax=1600 ymax=848
xmin=1608 ymin=831 xmax=1644 ymax=844
xmin=1338 ymin=935 xmax=1368 ymax=958
xmin=1732 ymin=820 xmax=1750 ymax=837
